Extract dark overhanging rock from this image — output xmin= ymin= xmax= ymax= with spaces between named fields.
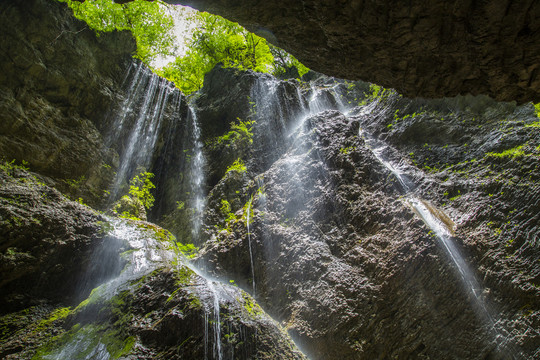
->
xmin=158 ymin=0 xmax=540 ymax=104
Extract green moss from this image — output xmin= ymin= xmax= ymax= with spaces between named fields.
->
xmin=137 ymin=222 xmax=177 ymax=246
xmin=241 ymin=293 xmax=263 ymax=318
xmin=0 ymin=307 xmax=34 ymax=341
xmin=73 ymin=285 xmax=108 ymax=313
xmin=35 ymin=307 xmax=71 ymax=332
xmin=220 ymin=199 xmax=237 ymax=225
xmin=175 ymin=266 xmax=196 ymax=286
xmin=486 ymin=145 xmax=526 ymax=158
xmin=339 ymin=146 xmax=357 ymax=155
xmin=32 ymin=322 xmax=135 ymax=360
xmin=189 ymin=294 xmax=202 ymax=309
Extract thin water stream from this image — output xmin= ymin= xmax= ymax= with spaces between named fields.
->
xmin=246 ymin=198 xmax=256 ymax=295
xmin=188 ymin=105 xmax=206 ymax=238
xmin=358 ymin=126 xmax=521 ymax=357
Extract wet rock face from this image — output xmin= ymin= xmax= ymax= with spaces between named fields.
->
xmin=119 ymin=267 xmax=307 ymax=359
xmin=199 ymin=112 xmax=497 ymax=359
xmin=352 ymin=91 xmax=540 ymax=356
xmin=194 ymin=68 xmax=539 ymax=359
xmin=0 ymin=0 xmax=135 ymax=207
xmin=0 ymin=166 xmax=106 ymax=313
xmin=0 ymin=265 xmax=307 ymax=359
xmin=167 ymin=0 xmax=540 ymax=104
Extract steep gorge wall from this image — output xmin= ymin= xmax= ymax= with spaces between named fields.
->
xmin=0 ymin=0 xmax=539 ymax=359
xmin=0 ymin=0 xmax=136 ymax=207
xmin=0 ymin=2 xmax=310 ymax=359
xmin=167 ymin=0 xmax=540 ymax=103
xmin=191 ymin=66 xmax=540 ymax=359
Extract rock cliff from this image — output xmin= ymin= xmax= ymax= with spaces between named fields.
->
xmin=194 ymin=67 xmax=540 ymax=359
xmin=0 ymin=0 xmax=136 ymax=207
xmin=166 ymin=0 xmax=540 ymax=103
xmin=0 ymin=1 xmax=311 ymax=359
xmin=0 ymin=0 xmax=539 ymax=359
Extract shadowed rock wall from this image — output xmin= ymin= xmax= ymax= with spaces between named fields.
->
xmin=0 ymin=0 xmax=136 ymax=207
xmin=165 ymin=0 xmax=540 ymax=103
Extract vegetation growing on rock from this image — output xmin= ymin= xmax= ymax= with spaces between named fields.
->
xmin=58 ymin=0 xmax=175 ymax=64
xmin=158 ymin=11 xmax=308 ymax=94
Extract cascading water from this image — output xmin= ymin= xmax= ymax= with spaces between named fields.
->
xmin=187 ymin=105 xmax=206 ymax=239
xmin=207 ymin=281 xmax=223 ymax=360
xmin=104 ymin=62 xmax=177 ymax=203
xmin=43 ymin=217 xmax=176 ymax=360
xmin=246 ymin=197 xmax=256 ymax=295
xmin=357 ymin=125 xmax=521 ymax=357
xmin=247 ymin=71 xmax=531 ymax=356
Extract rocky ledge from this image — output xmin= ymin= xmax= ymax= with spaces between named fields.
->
xmin=167 ymin=0 xmax=540 ymax=103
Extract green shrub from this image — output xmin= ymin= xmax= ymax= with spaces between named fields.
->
xmin=128 ymin=171 xmax=155 ymax=210
xmin=226 ymin=159 xmax=247 ymax=174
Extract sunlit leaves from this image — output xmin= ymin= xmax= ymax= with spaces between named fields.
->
xmin=58 ymin=0 xmax=175 ymax=64
xmin=159 ymin=12 xmax=308 ymax=94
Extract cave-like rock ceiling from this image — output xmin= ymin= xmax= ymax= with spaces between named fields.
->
xmin=141 ymin=0 xmax=538 ymax=104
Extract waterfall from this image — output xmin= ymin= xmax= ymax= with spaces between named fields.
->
xmin=43 ymin=217 xmax=176 ymax=360
xmin=188 ymin=105 xmax=206 ymax=240
xmin=357 ymin=125 xmax=520 ymax=356
xmin=246 ymin=197 xmax=256 ymax=295
xmin=104 ymin=62 xmax=177 ymax=203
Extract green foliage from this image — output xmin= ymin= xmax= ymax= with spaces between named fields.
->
xmin=0 ymin=160 xmax=47 ymax=187
xmin=269 ymin=44 xmax=309 ymax=78
xmin=226 ymin=159 xmax=247 ymax=174
xmin=64 ymin=175 xmax=86 ymax=189
xmin=220 ymin=199 xmax=237 ymax=224
xmin=58 ymin=0 xmax=175 ymax=64
xmin=176 ymin=242 xmax=198 ymax=259
xmin=0 ymin=159 xmax=29 ymax=172
xmin=128 ymin=171 xmax=155 ymax=209
xmin=158 ymin=11 xmax=308 ymax=94
xmin=111 ymin=171 xmax=155 ymax=220
xmin=210 ymin=118 xmax=255 ymax=149
xmin=534 ymin=103 xmax=540 ymax=118
xmin=242 ymin=195 xmax=254 ymax=226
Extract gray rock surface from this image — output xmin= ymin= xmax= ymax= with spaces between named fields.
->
xmin=0 ymin=0 xmax=135 ymax=207
xmin=0 ymin=165 xmax=107 ymax=313
xmin=194 ymin=69 xmax=540 ymax=359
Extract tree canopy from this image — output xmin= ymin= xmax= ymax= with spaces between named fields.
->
xmin=59 ymin=0 xmax=309 ymax=95
xmin=58 ymin=0 xmax=175 ymax=64
xmin=157 ymin=11 xmax=309 ymax=94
